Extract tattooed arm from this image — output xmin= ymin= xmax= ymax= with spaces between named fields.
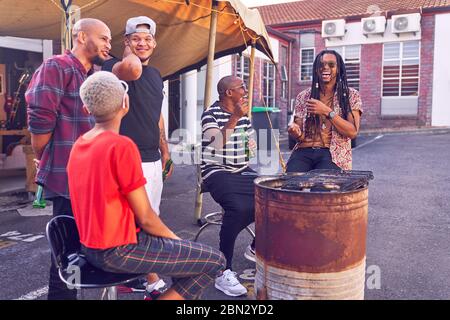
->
xmin=159 ymin=113 xmax=173 ymax=179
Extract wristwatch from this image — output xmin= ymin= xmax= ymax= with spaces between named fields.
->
xmin=327 ymin=111 xmax=336 ymax=120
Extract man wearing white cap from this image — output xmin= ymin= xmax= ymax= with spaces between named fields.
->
xmin=102 ymin=16 xmax=172 ymax=299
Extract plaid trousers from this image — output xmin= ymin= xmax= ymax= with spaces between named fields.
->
xmin=82 ymin=231 xmax=226 ymax=300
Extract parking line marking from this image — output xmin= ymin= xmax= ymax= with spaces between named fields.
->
xmin=353 ymin=134 xmax=384 ymax=151
xmin=0 ymin=231 xmax=45 ymax=243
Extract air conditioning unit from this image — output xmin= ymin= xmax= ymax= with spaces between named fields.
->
xmin=361 ymin=16 xmax=386 ymax=35
xmin=391 ymin=13 xmax=421 ymax=35
xmin=322 ymin=19 xmax=346 ymax=38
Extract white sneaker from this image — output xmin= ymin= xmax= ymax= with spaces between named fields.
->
xmin=146 ymin=279 xmax=167 ymax=292
xmin=244 ymin=245 xmax=255 ymax=262
xmin=215 ymin=269 xmax=247 ymax=297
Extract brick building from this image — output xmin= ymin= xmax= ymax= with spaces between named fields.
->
xmin=236 ymin=0 xmax=450 ymax=131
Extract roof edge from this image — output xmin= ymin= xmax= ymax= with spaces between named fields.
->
xmin=261 ymin=4 xmax=450 ymax=27
xmin=266 ymin=26 xmax=295 ymax=42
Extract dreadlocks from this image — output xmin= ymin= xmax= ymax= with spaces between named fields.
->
xmin=304 ymin=50 xmax=355 ymax=139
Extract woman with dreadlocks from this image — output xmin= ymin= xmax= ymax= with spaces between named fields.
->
xmin=286 ymin=50 xmax=362 ymax=172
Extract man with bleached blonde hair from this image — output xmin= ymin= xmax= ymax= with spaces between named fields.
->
xmin=79 ymin=71 xmax=126 ymax=121
xmin=67 ymin=71 xmax=225 ymax=301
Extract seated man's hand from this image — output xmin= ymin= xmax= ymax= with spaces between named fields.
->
xmin=165 ymin=230 xmax=181 ymax=241
xmin=248 ymin=138 xmax=257 ymax=152
xmin=234 ymin=97 xmax=249 ymax=118
xmin=288 ymin=123 xmax=302 ymax=140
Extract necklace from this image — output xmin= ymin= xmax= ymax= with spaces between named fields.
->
xmin=321 ymin=95 xmax=333 ymax=131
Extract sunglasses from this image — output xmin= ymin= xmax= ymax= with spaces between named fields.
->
xmin=229 ymin=83 xmax=247 ymax=91
xmin=320 ymin=61 xmax=337 ymax=69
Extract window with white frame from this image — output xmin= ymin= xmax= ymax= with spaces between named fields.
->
xmin=300 ymin=48 xmax=314 ymax=81
xmin=382 ymin=41 xmax=420 ymax=97
xmin=263 ymin=61 xmax=276 ymax=107
xmin=280 ymin=45 xmax=288 ymax=99
xmin=281 ymin=66 xmax=288 ymax=99
xmin=235 ymin=54 xmax=250 ymax=88
xmin=330 ymin=45 xmax=361 ymax=91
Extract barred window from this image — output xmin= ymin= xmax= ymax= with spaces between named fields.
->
xmin=263 ymin=61 xmax=276 ymax=107
xmin=331 ymin=45 xmax=361 ymax=91
xmin=280 ymin=45 xmax=288 ymax=99
xmin=382 ymin=41 xmax=420 ymax=97
xmin=300 ymin=48 xmax=314 ymax=81
xmin=235 ymin=54 xmax=250 ymax=88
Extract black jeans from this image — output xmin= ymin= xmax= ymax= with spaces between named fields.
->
xmin=204 ymin=168 xmax=256 ymax=270
xmin=47 ymin=196 xmax=78 ymax=300
xmin=286 ymin=147 xmax=340 ymax=173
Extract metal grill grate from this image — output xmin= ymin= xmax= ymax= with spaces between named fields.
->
xmin=281 ymin=169 xmax=374 ymax=192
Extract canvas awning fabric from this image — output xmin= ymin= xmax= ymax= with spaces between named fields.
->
xmin=0 ymin=0 xmax=273 ymax=79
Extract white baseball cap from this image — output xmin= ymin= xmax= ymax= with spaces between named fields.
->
xmin=125 ymin=16 xmax=156 ymax=37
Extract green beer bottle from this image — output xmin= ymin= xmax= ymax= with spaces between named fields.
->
xmin=240 ymin=128 xmax=254 ymax=159
xmin=162 ymin=158 xmax=173 ymax=181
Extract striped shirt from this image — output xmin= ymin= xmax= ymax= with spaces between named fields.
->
xmin=201 ymin=101 xmax=254 ymax=180
xmin=26 ymin=51 xmax=94 ymax=199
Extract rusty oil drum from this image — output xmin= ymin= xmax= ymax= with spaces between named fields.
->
xmin=254 ymin=175 xmax=368 ymax=300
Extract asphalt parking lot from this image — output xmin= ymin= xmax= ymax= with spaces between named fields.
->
xmin=0 ymin=130 xmax=449 ymax=300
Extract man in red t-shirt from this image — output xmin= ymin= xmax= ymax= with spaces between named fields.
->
xmin=67 ymin=71 xmax=225 ymax=300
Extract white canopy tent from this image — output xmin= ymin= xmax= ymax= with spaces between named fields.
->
xmin=0 ymin=0 xmax=273 ymax=79
xmin=0 ymin=0 xmax=275 ymax=224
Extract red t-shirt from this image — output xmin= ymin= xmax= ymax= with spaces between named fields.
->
xmin=67 ymin=131 xmax=146 ymax=249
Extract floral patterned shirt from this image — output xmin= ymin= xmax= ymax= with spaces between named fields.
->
xmin=293 ymin=87 xmax=363 ymax=170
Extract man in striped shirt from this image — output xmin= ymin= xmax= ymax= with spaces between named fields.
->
xmin=201 ymin=76 xmax=257 ymax=297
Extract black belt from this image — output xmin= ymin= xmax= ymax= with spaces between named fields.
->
xmin=300 ymin=147 xmax=329 ymax=150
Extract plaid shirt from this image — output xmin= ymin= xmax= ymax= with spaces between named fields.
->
xmin=26 ymin=50 xmax=94 ymax=199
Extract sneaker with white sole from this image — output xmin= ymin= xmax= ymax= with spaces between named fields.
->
xmin=215 ymin=269 xmax=247 ymax=297
xmin=117 ymin=278 xmax=147 ymax=293
xmin=143 ymin=279 xmax=168 ymax=300
xmin=244 ymin=245 xmax=255 ymax=262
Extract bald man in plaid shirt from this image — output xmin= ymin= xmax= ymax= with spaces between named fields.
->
xmin=25 ymin=18 xmax=111 ymax=300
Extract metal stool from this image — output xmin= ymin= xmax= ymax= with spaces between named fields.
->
xmin=194 ymin=209 xmax=255 ymax=241
xmin=191 ymin=144 xmax=255 ymax=241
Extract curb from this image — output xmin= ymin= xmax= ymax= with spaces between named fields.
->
xmin=273 ymin=126 xmax=450 ymax=141
xmin=359 ymin=126 xmax=450 ymax=137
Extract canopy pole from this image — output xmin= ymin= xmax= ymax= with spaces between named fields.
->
xmin=194 ymin=0 xmax=219 ymax=224
xmin=203 ymin=0 xmax=219 ymax=111
xmin=60 ymin=0 xmax=73 ymax=52
xmin=247 ymin=39 xmax=256 ymax=121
